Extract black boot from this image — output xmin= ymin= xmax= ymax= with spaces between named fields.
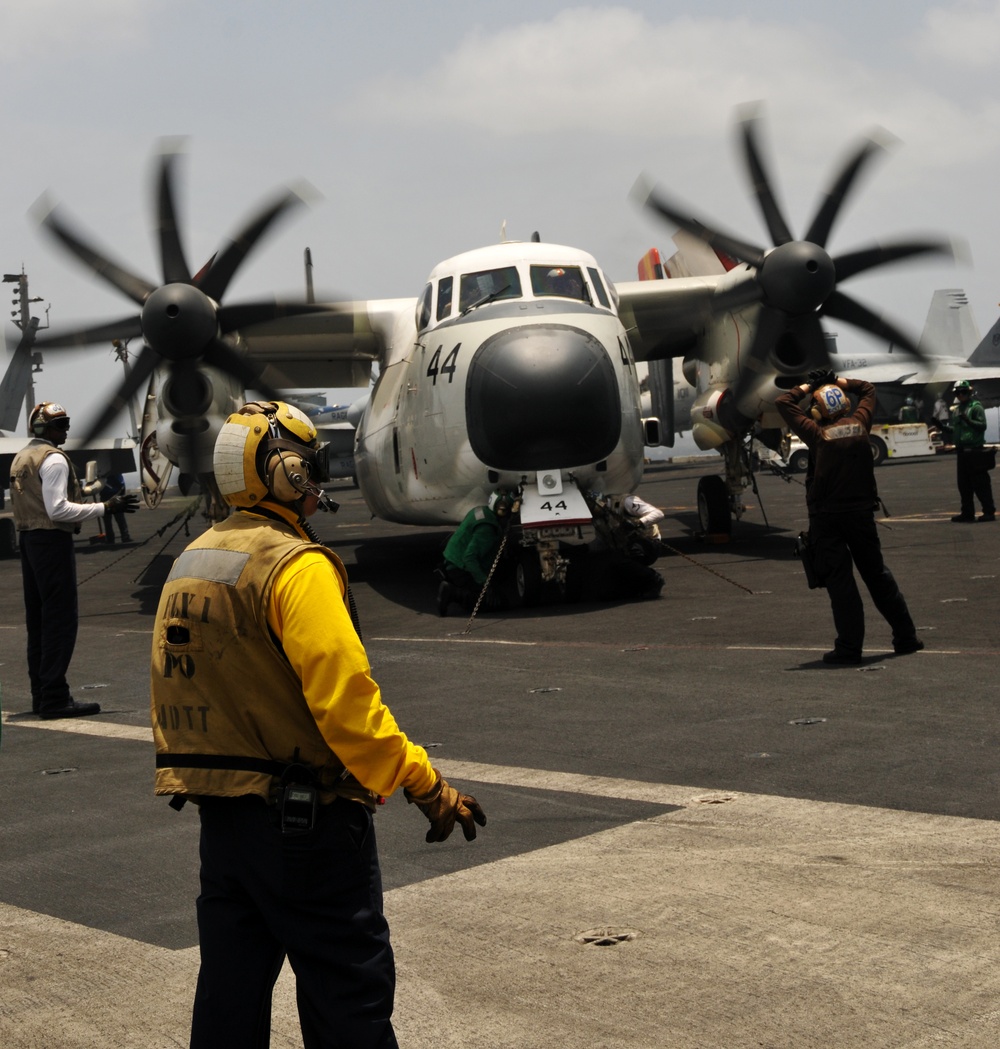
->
xmin=437 ymin=581 xmax=453 ymax=617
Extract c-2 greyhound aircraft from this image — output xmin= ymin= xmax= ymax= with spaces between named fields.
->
xmin=27 ymin=110 xmax=951 ymax=600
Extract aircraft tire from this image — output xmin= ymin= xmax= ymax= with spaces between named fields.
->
xmin=697 ymin=475 xmax=731 ymax=536
xmin=869 ymin=435 xmax=887 ymax=467
xmin=515 ymin=551 xmax=544 ymax=607
xmin=0 ymin=517 xmax=17 ymax=559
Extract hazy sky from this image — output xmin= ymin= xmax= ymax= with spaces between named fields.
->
xmin=2 ymin=0 xmax=999 ymax=428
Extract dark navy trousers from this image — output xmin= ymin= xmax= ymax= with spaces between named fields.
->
xmin=956 ymin=449 xmax=995 ymax=516
xmin=810 ymin=509 xmax=917 ymax=656
xmin=191 ymin=796 xmax=398 ymax=1049
xmin=19 ymin=528 xmax=78 ymax=712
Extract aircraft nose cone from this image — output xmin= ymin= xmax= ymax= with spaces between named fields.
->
xmin=466 ymin=324 xmax=622 ymax=470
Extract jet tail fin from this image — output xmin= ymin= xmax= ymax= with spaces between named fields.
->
xmin=918 ymin=289 xmax=981 ymax=360
xmin=967 ymin=297 xmax=1000 ymax=367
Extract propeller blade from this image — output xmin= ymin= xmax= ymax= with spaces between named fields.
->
xmin=633 ymin=178 xmax=768 ymax=267
xmin=804 ymin=133 xmax=888 ymax=247
xmin=155 ymin=146 xmax=192 ymax=284
xmin=822 ymin=289 xmax=925 ymax=358
xmin=34 ymin=314 xmax=144 ymax=349
xmin=738 ymin=109 xmax=793 ymax=246
xmin=33 ymin=197 xmax=156 ymax=306
xmin=202 ymin=337 xmax=284 ymax=400
xmin=197 ymin=186 xmax=309 ymax=302
xmin=74 ymin=344 xmax=160 ymax=444
xmin=833 ymin=238 xmax=954 ymax=282
xmin=216 ymin=299 xmax=327 ymax=335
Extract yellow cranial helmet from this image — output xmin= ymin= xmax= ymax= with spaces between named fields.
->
xmin=214 ymin=400 xmax=328 ymax=508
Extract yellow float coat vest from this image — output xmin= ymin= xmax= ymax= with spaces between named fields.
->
xmin=151 ymin=513 xmax=378 ymax=807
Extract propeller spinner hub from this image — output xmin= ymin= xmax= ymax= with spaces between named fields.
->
xmin=141 ymin=283 xmax=218 ymax=362
xmin=758 ymin=241 xmax=836 ymax=315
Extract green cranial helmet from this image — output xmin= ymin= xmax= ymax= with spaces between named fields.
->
xmin=954 ymin=380 xmax=973 ymax=394
xmin=488 ymin=489 xmax=517 ymax=517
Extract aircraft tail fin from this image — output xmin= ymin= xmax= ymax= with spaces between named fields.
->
xmin=967 ymin=297 xmax=1000 ymax=367
xmin=917 ymin=289 xmax=981 ymax=359
xmin=637 ymin=248 xmax=666 ymax=281
xmin=636 ymin=231 xmax=735 ymax=280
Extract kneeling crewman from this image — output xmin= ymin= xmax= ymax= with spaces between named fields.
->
xmin=152 ymin=401 xmax=485 ymax=1048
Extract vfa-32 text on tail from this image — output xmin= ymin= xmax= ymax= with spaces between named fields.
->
xmin=29 ymin=109 xmax=952 ymax=602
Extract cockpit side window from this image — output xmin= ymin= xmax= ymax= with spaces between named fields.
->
xmin=436 ymin=276 xmax=454 ymax=321
xmin=530 ymin=265 xmax=588 ymax=302
xmin=459 ymin=266 xmax=522 ymax=313
xmin=587 ymin=267 xmax=612 ymax=309
xmin=416 ymin=283 xmax=433 ymax=332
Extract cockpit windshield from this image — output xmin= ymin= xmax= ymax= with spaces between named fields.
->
xmin=530 ymin=265 xmax=589 ymax=302
xmin=459 ymin=266 xmax=522 ymax=313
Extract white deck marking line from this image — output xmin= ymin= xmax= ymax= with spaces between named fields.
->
xmin=0 ymin=716 xmax=722 ymax=805
xmin=1 ymin=715 xmax=151 ymax=741
xmin=370 ymin=636 xmax=538 ymax=646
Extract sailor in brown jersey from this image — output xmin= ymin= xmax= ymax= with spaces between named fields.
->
xmin=776 ymin=373 xmax=923 ymax=664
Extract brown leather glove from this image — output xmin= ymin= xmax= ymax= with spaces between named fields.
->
xmin=405 ymin=774 xmax=487 ymax=843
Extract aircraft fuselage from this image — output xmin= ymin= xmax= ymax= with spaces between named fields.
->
xmin=353 ymin=242 xmax=645 ymax=525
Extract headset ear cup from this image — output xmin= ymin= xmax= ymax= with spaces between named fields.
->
xmin=267 ymin=451 xmax=308 ymax=502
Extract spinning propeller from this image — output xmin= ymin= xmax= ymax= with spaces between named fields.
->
xmin=33 ymin=142 xmax=320 ymax=456
xmin=635 ymin=107 xmax=954 ymax=405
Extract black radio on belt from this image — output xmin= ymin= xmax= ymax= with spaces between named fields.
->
xmin=280 ymin=782 xmax=317 ymax=834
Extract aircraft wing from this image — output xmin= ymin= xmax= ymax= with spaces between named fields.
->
xmin=1 ymin=435 xmax=136 ymax=491
xmin=239 ymin=298 xmax=414 ymax=388
xmin=241 ymin=278 xmax=737 ymax=377
xmin=899 ymin=365 xmax=1000 ymax=405
xmin=614 ymin=274 xmax=737 ymax=363
xmin=859 ymin=361 xmax=1000 ymax=389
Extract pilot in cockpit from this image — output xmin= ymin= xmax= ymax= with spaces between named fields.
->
xmin=537 ymin=267 xmax=584 ymax=300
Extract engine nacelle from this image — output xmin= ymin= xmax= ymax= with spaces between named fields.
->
xmin=690 ymin=389 xmax=741 ymax=450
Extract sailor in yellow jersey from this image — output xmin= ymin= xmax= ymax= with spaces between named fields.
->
xmin=151 ymin=400 xmax=485 ymax=1049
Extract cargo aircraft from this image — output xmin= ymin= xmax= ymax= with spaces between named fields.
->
xmin=26 ymin=111 xmax=951 ymax=600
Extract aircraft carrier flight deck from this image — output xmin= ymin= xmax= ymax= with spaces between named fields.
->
xmin=2 ymin=453 xmax=999 ymax=1048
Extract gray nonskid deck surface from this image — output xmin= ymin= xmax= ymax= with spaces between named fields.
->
xmin=2 ymin=456 xmax=998 ymax=1047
